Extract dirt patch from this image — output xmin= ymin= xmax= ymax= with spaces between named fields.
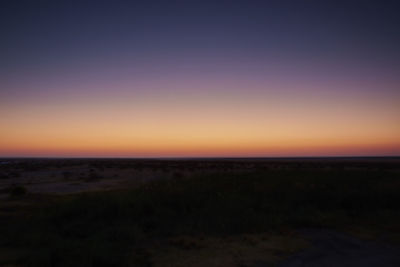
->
xmin=278 ymin=228 xmax=400 ymax=267
xmin=149 ymin=233 xmax=308 ymax=267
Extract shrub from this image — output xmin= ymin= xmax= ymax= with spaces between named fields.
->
xmin=9 ymin=184 xmax=27 ymax=197
xmin=85 ymin=170 xmax=102 ymax=182
xmin=62 ymin=171 xmax=72 ymax=180
xmin=9 ymin=171 xmax=21 ymax=178
xmin=0 ymin=172 xmax=10 ymax=179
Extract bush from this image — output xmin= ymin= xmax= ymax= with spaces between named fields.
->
xmin=0 ymin=172 xmax=10 ymax=179
xmin=9 ymin=184 xmax=27 ymax=197
xmin=8 ymin=171 xmax=21 ymax=178
xmin=62 ymin=171 xmax=72 ymax=180
xmin=85 ymin=170 xmax=102 ymax=182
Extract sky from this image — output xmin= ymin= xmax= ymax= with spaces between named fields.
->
xmin=1 ymin=0 xmax=399 ymax=157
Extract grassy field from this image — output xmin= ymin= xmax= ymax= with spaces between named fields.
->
xmin=0 ymin=159 xmax=399 ymax=266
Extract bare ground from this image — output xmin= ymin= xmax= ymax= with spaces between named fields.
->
xmin=277 ymin=228 xmax=400 ymax=267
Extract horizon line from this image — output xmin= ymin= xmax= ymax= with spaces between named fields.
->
xmin=1 ymin=156 xmax=399 ymax=160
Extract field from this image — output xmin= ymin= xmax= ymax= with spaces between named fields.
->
xmin=0 ymin=158 xmax=399 ymax=266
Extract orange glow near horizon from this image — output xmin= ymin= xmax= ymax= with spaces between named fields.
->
xmin=1 ymin=78 xmax=399 ymax=158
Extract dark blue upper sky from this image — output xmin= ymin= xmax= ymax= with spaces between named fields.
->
xmin=2 ymin=0 xmax=400 ymax=75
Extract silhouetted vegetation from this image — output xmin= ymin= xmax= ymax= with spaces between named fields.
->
xmin=85 ymin=169 xmax=103 ymax=182
xmin=62 ymin=171 xmax=72 ymax=180
xmin=0 ymin=172 xmax=10 ymax=179
xmin=0 ymin=159 xmax=399 ymax=266
xmin=8 ymin=184 xmax=27 ymax=197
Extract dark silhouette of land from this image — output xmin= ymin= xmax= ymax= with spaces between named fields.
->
xmin=0 ymin=157 xmax=399 ymax=266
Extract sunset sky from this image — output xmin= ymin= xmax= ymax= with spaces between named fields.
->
xmin=1 ymin=0 xmax=399 ymax=157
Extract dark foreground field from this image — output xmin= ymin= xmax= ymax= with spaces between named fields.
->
xmin=0 ymin=158 xmax=399 ymax=266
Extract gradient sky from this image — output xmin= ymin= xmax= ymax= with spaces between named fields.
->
xmin=1 ymin=0 xmax=399 ymax=157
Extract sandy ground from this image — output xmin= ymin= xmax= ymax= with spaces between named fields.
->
xmin=149 ymin=228 xmax=400 ymax=267
xmin=0 ymin=165 xmax=169 ymax=197
xmin=277 ymin=228 xmax=400 ymax=267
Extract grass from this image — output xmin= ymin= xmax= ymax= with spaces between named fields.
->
xmin=150 ymin=233 xmax=308 ymax=267
xmin=0 ymin=168 xmax=399 ymax=266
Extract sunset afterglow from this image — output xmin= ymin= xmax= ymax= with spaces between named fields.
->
xmin=1 ymin=1 xmax=399 ymax=157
